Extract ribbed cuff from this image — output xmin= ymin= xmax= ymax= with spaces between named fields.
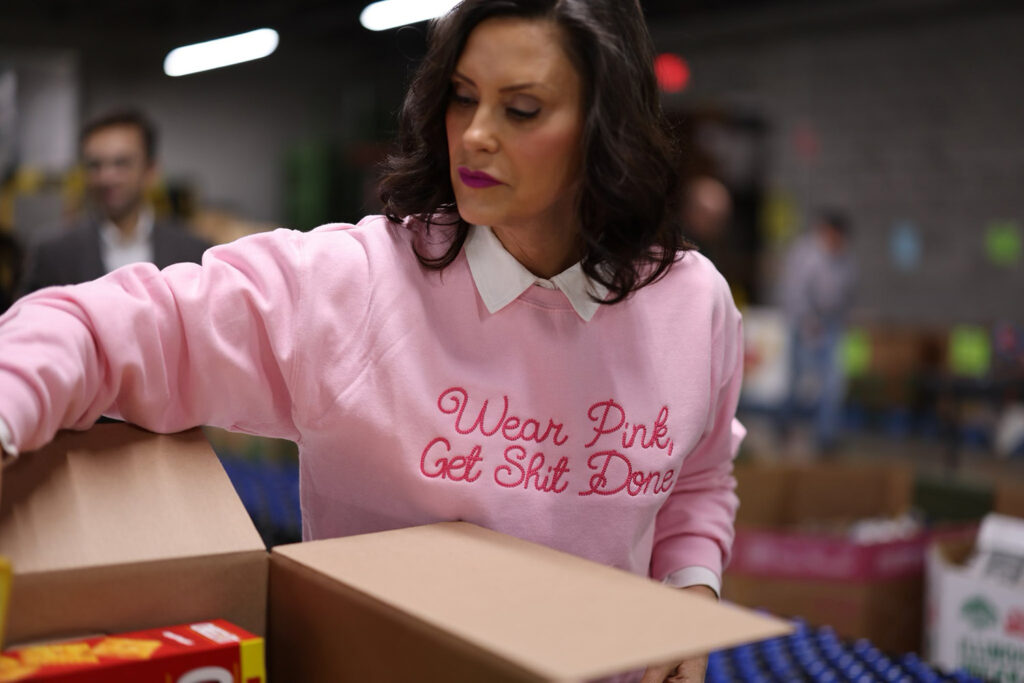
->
xmin=0 ymin=415 xmax=18 ymax=462
xmin=662 ymin=566 xmax=721 ymax=599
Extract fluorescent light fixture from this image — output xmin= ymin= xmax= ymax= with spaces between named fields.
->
xmin=164 ymin=28 xmax=279 ymax=77
xmin=360 ymin=0 xmax=460 ymax=31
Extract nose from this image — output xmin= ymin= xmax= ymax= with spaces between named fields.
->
xmin=462 ymin=105 xmax=499 ymax=154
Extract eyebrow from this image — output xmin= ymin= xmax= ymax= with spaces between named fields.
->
xmin=452 ymin=71 xmax=546 ymax=94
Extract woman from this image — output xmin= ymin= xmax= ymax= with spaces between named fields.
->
xmin=0 ymin=2 xmax=743 ymax=681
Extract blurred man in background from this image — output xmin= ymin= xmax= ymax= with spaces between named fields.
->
xmin=778 ymin=209 xmax=858 ymax=454
xmin=17 ymin=109 xmax=209 ymax=296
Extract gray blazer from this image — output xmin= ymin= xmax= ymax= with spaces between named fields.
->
xmin=18 ymin=217 xmax=210 ymax=297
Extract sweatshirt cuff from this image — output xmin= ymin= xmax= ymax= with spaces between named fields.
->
xmin=0 ymin=415 xmax=17 ymax=462
xmin=662 ymin=566 xmax=721 ymax=599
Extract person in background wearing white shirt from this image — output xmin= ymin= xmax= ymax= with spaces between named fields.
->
xmin=777 ymin=209 xmax=858 ymax=455
xmin=17 ymin=109 xmax=209 ymax=296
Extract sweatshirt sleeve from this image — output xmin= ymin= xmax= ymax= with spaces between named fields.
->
xmin=649 ymin=286 xmax=744 ymax=583
xmin=0 ymin=227 xmax=313 ymax=453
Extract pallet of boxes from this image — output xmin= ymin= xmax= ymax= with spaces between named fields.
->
xmin=0 ymin=423 xmax=789 ymax=682
xmin=723 ymin=461 xmax=931 ymax=655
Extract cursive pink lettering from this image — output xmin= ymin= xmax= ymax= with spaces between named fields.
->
xmin=437 ymin=387 xmax=569 ymax=446
xmin=585 ymin=399 xmax=674 ymax=456
xmin=419 ymin=437 xmax=484 ymax=483
xmin=584 ymin=399 xmax=626 ymax=448
xmin=578 ymin=450 xmax=674 ymax=497
xmin=494 ymin=446 xmax=570 ymax=493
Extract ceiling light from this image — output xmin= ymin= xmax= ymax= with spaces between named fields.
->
xmin=164 ymin=28 xmax=279 ymax=77
xmin=360 ymin=0 xmax=460 ymax=31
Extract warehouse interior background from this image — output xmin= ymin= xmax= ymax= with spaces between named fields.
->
xmin=1 ymin=0 xmax=1023 ymax=674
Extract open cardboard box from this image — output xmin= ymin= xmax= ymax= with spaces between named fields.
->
xmin=0 ymin=423 xmax=267 ymax=646
xmin=925 ymin=486 xmax=1024 ymax=680
xmin=723 ymin=461 xmax=926 ymax=654
xmin=268 ymin=521 xmax=791 ymax=682
xmin=0 ymin=424 xmax=789 ymax=680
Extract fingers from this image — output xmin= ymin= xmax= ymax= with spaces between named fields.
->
xmin=640 ymin=656 xmax=708 ymax=683
xmin=639 ymin=662 xmax=677 ymax=683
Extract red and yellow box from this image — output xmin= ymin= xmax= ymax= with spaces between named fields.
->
xmin=0 ymin=619 xmax=264 ymax=682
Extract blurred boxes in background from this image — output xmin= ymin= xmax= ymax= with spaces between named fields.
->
xmin=269 ymin=522 xmax=791 ymax=682
xmin=724 ymin=462 xmax=928 ymax=654
xmin=0 ymin=425 xmax=267 ymax=647
xmin=925 ymin=489 xmax=1024 ymax=681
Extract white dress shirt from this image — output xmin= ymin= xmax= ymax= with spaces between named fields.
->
xmin=100 ymin=206 xmax=155 ymax=273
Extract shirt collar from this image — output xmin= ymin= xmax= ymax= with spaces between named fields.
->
xmin=99 ymin=205 xmax=154 ymax=248
xmin=464 ymin=225 xmax=607 ymax=322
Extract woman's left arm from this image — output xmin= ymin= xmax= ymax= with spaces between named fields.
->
xmin=650 ymin=297 xmax=744 ymax=588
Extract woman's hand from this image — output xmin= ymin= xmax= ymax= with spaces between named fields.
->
xmin=638 ymin=584 xmax=717 ymax=683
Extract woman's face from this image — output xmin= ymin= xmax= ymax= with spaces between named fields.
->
xmin=445 ymin=16 xmax=585 ymax=270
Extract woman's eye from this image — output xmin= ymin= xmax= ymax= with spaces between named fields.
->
xmin=507 ymin=107 xmax=540 ymax=120
xmin=450 ymin=91 xmax=476 ymax=107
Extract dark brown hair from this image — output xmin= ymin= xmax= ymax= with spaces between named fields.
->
xmin=80 ymin=108 xmax=158 ymax=164
xmin=378 ymin=0 xmax=689 ymax=304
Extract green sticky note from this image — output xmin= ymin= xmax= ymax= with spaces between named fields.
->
xmin=840 ymin=328 xmax=871 ymax=377
xmin=985 ymin=220 xmax=1021 ymax=266
xmin=949 ymin=325 xmax=991 ymax=377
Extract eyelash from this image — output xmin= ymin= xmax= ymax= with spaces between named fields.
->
xmin=449 ymin=92 xmax=540 ymax=121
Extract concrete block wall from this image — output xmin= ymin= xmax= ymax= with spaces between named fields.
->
xmin=655 ymin=0 xmax=1024 ymax=327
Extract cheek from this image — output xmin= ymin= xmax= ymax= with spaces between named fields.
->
xmin=517 ymin=124 xmax=582 ymax=188
xmin=444 ymin=110 xmax=461 ymax=159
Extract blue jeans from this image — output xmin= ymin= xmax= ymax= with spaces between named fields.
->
xmin=781 ymin=322 xmax=847 ymax=451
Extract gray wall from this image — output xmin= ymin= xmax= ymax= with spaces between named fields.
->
xmin=655 ymin=0 xmax=1024 ymax=326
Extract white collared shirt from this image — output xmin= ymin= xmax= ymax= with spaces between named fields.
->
xmin=464 ymin=225 xmax=608 ymax=322
xmin=100 ymin=206 xmax=155 ymax=273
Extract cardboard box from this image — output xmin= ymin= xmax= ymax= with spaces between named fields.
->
xmin=925 ymin=509 xmax=1024 ymax=681
xmin=0 ymin=619 xmax=264 ymax=682
xmin=268 ymin=521 xmax=791 ymax=682
xmin=723 ymin=461 xmax=927 ymax=654
xmin=0 ymin=424 xmax=267 ymax=646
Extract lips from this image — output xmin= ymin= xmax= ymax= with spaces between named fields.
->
xmin=457 ymin=166 xmax=502 ymax=189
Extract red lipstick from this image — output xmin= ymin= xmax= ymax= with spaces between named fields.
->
xmin=458 ymin=167 xmax=502 ymax=189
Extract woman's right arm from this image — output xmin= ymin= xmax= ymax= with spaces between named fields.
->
xmin=0 ymin=227 xmax=318 ymax=455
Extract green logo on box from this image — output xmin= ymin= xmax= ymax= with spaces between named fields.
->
xmin=961 ymin=595 xmax=998 ymax=630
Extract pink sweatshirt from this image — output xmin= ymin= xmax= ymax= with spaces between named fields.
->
xmin=0 ymin=216 xmax=743 ymax=585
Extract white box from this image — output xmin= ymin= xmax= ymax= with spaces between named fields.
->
xmin=926 ymin=534 xmax=1024 ymax=681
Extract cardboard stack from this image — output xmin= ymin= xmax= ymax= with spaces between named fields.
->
xmin=724 ymin=461 xmax=927 ymax=654
xmin=0 ymin=424 xmax=792 ymax=681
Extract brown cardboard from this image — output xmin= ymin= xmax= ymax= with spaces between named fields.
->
xmin=725 ymin=461 xmax=924 ymax=653
xmin=994 ymin=478 xmax=1024 ymax=519
xmin=0 ymin=424 xmax=267 ymax=645
xmin=269 ymin=521 xmax=790 ymax=682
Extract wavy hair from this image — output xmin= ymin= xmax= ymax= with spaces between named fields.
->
xmin=378 ymin=0 xmax=689 ymax=303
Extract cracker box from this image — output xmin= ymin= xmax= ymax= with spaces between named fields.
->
xmin=0 ymin=619 xmax=264 ymax=682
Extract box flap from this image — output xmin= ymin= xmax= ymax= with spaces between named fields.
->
xmin=272 ymin=522 xmax=790 ymax=681
xmin=0 ymin=424 xmax=265 ymax=574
